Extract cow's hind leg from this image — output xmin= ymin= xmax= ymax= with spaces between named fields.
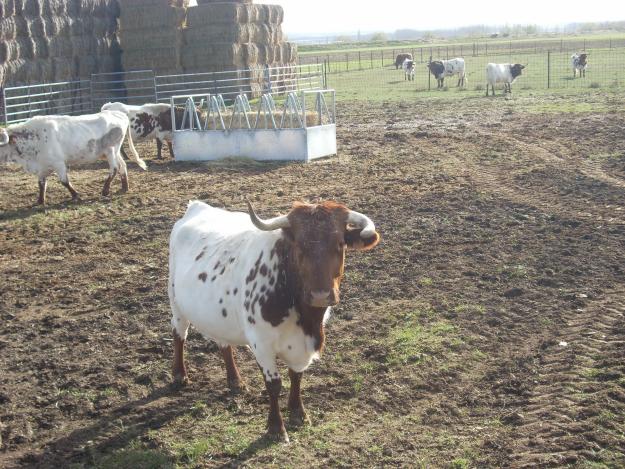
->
xmin=167 ymin=140 xmax=174 ymax=159
xmin=56 ymin=166 xmax=79 ymax=201
xmin=117 ymin=155 xmax=129 ymax=193
xmin=102 ymin=148 xmax=119 ymax=196
xmin=156 ymin=138 xmax=163 ymax=159
xmin=172 ymin=315 xmax=191 ymax=386
xmin=37 ymin=177 xmax=47 ymax=205
xmin=220 ymin=345 xmax=246 ymax=393
xmin=288 ymin=369 xmax=310 ymax=427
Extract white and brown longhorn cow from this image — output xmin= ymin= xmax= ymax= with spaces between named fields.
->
xmin=169 ymin=200 xmax=381 ymax=442
xmin=0 ymin=111 xmax=146 ymax=205
xmin=101 ymin=102 xmax=186 ymax=159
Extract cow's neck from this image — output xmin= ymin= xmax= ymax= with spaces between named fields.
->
xmin=262 ymin=237 xmax=327 ymax=352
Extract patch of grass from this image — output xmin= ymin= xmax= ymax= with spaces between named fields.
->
xmin=386 ymin=319 xmax=460 ymax=366
xmin=498 ymin=264 xmax=528 ymax=279
xmin=94 ymin=449 xmax=173 ymax=469
xmin=449 ymin=458 xmax=471 ymax=469
xmin=419 ymin=276 xmax=433 ymax=286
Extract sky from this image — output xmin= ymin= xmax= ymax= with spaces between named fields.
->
xmin=189 ymin=1 xmax=625 ymax=36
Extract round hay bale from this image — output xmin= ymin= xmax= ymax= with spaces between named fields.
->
xmin=45 ymin=16 xmax=73 ymax=37
xmin=25 ymin=17 xmax=46 ymax=37
xmin=47 ymin=36 xmax=73 ymax=57
xmin=42 ymin=0 xmax=67 ymax=16
xmin=0 ymin=17 xmax=25 ymax=41
xmin=0 ymin=38 xmax=31 ymax=62
xmin=51 ymin=56 xmax=74 ymax=81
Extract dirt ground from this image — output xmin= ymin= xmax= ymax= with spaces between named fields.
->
xmin=1 ymin=92 xmax=624 ymax=468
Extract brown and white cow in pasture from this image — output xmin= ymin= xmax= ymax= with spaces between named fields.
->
xmin=168 ymin=200 xmax=381 ymax=442
xmin=0 ymin=111 xmax=146 ymax=205
xmin=395 ymin=53 xmax=413 ymax=69
xmin=101 ymin=102 xmax=186 ymax=159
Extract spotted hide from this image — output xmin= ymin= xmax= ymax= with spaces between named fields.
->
xmin=571 ymin=53 xmax=588 ymax=78
xmin=169 ymin=200 xmax=380 ymax=442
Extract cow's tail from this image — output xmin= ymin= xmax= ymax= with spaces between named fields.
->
xmin=126 ymin=124 xmax=147 ymax=170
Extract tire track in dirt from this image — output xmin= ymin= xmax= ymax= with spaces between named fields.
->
xmin=507 ymin=288 xmax=625 ymax=467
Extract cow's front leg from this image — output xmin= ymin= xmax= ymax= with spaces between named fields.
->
xmin=288 ymin=369 xmax=310 ymax=427
xmin=37 ymin=177 xmax=47 ymax=205
xmin=256 ymin=353 xmax=288 ymax=442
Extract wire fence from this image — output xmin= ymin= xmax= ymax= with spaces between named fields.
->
xmin=299 ymin=36 xmax=625 ymax=67
xmin=323 ymin=47 xmax=625 ymax=96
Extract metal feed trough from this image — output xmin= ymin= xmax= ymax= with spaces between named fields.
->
xmin=170 ymin=89 xmax=336 ymax=162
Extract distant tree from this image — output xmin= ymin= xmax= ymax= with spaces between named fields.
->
xmin=370 ymin=32 xmax=388 ymax=42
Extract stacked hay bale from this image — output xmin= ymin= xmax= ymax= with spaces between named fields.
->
xmin=0 ymin=0 xmax=121 ymax=87
xmin=118 ymin=0 xmax=188 ymax=75
xmin=182 ymin=1 xmax=297 ymax=96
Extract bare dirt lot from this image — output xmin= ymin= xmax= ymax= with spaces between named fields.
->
xmin=1 ymin=92 xmax=624 ymax=468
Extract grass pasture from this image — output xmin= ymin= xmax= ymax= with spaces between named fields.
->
xmin=1 ymin=90 xmax=625 ymax=467
xmin=325 ymin=47 xmax=625 ymax=99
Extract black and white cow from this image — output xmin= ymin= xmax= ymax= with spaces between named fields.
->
xmin=402 ymin=58 xmax=416 ymax=81
xmin=169 ymin=200 xmax=380 ymax=442
xmin=395 ymin=53 xmax=413 ymax=69
xmin=571 ymin=53 xmax=588 ymax=78
xmin=427 ymin=58 xmax=466 ymax=88
xmin=486 ymin=63 xmax=525 ymax=96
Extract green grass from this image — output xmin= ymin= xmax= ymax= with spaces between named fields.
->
xmin=322 ymin=48 xmax=625 ymax=101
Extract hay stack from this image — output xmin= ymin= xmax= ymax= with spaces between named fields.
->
xmin=1 ymin=0 xmax=121 ymax=87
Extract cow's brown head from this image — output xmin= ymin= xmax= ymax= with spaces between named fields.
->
xmin=247 ymin=200 xmax=380 ymax=308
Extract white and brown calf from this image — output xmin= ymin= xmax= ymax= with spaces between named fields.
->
xmin=101 ymin=102 xmax=185 ymax=159
xmin=0 ymin=111 xmax=145 ymax=205
xmin=169 ymin=200 xmax=380 ymax=442
xmin=403 ymin=58 xmax=416 ymax=81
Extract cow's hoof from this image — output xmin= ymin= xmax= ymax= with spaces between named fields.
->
xmin=172 ymin=374 xmax=190 ymax=388
xmin=266 ymin=429 xmax=289 ymax=444
xmin=228 ymin=380 xmax=247 ymax=394
xmin=289 ymin=409 xmax=311 ymax=427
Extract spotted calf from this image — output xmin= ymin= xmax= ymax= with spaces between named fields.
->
xmin=168 ymin=200 xmax=380 ymax=442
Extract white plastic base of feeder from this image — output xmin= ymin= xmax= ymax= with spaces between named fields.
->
xmin=173 ymin=124 xmax=337 ymax=162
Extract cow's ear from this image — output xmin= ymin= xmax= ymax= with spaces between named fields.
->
xmin=344 ymin=228 xmax=380 ymax=251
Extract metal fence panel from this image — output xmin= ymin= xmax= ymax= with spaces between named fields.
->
xmin=3 ymin=80 xmax=91 ymax=125
xmin=90 ymin=70 xmax=156 ymax=111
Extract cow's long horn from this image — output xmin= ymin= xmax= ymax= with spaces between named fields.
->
xmin=0 ymin=129 xmax=9 ymax=146
xmin=246 ymin=199 xmax=290 ymax=231
xmin=346 ymin=210 xmax=376 ymax=238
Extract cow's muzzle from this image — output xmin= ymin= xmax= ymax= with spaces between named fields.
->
xmin=309 ymin=289 xmax=339 ymax=308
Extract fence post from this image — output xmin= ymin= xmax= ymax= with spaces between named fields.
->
xmin=460 ymin=44 xmax=462 ymax=57
xmin=370 ymin=50 xmax=373 ymax=68
xmin=1 ymin=87 xmax=6 ymax=125
xmin=420 ymin=47 xmax=423 ymax=63
xmin=560 ymin=39 xmax=563 ymax=52
xmin=485 ymin=43 xmax=488 ymax=56
xmin=381 ymin=49 xmax=384 ymax=67
xmin=547 ymin=51 xmax=551 ymax=89
xmin=358 ymin=51 xmax=361 ymax=70
xmin=327 ymin=54 xmax=330 ymax=73
xmin=428 ymin=55 xmax=432 ymax=91
xmin=346 ymin=53 xmax=349 ymax=71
